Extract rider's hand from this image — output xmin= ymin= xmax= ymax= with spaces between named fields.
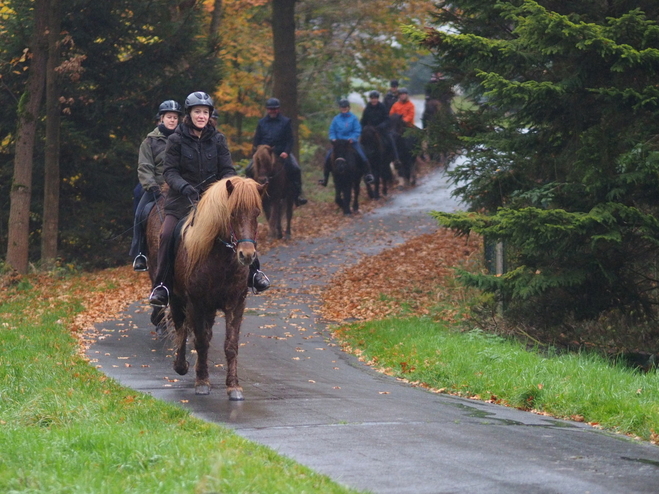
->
xmin=149 ymin=185 xmax=161 ymax=195
xmin=181 ymin=184 xmax=199 ymax=201
xmin=280 ymin=152 xmax=288 ymax=159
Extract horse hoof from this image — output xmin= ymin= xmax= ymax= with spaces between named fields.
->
xmin=174 ymin=361 xmax=189 ymax=375
xmin=195 ymin=383 xmax=211 ymax=395
xmin=228 ymin=389 xmax=245 ymax=401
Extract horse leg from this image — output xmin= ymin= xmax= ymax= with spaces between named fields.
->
xmin=171 ymin=302 xmax=189 ymax=376
xmin=284 ymin=198 xmax=293 ymax=239
xmin=224 ymin=298 xmax=247 ymax=401
xmin=192 ymin=307 xmax=216 ymax=396
xmin=352 ymin=180 xmax=360 ymax=213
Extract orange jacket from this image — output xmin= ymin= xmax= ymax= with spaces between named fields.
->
xmin=389 ymin=100 xmax=415 ymax=126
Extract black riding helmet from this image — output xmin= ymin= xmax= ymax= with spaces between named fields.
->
xmin=369 ymin=90 xmax=380 ymax=99
xmin=159 ymin=100 xmax=183 ymax=115
xmin=184 ymin=91 xmax=214 ymax=113
xmin=338 ymin=99 xmax=350 ymax=108
xmin=265 ymin=97 xmax=281 ymax=109
xmin=398 ymin=87 xmax=409 ymax=94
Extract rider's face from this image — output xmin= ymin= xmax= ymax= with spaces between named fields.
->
xmin=399 ymin=93 xmax=409 ymax=102
xmin=340 ymin=106 xmax=350 ymax=113
xmin=370 ymin=97 xmax=379 ymax=105
xmin=267 ymin=108 xmax=280 ymax=118
xmin=190 ymin=106 xmax=210 ymax=128
xmin=161 ymin=112 xmax=179 ymax=130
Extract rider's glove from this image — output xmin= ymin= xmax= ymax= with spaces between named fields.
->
xmin=148 ymin=185 xmax=161 ymax=196
xmin=181 ymin=184 xmax=199 ymax=201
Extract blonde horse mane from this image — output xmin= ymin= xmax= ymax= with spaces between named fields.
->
xmin=182 ymin=176 xmax=263 ymax=276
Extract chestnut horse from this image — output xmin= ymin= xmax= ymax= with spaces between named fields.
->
xmin=149 ymin=177 xmax=266 ymax=400
xmin=253 ymin=144 xmax=294 ymax=239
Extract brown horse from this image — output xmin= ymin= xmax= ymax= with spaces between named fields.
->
xmin=252 ymin=144 xmax=294 ymax=239
xmin=157 ymin=177 xmax=266 ymax=400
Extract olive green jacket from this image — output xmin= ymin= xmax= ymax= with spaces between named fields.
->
xmin=137 ymin=126 xmax=169 ymax=190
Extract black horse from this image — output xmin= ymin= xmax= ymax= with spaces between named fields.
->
xmin=360 ymin=125 xmax=393 ymax=200
xmin=389 ymin=113 xmax=420 ymax=187
xmin=320 ymin=139 xmax=363 ymax=215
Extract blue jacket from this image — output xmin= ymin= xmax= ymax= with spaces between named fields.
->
xmin=329 ymin=112 xmax=361 ymax=141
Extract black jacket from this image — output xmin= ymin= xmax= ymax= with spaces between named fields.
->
xmin=163 ymin=122 xmax=236 ymax=218
xmin=360 ymin=102 xmax=389 ymax=128
xmin=252 ymin=114 xmax=294 ymax=156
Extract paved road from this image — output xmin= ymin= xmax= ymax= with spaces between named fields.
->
xmin=89 ymin=165 xmax=659 ymax=493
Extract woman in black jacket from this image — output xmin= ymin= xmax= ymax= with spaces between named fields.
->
xmin=149 ymin=91 xmax=270 ymax=308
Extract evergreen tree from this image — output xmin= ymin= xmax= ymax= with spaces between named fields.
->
xmin=414 ymin=1 xmax=659 ymax=324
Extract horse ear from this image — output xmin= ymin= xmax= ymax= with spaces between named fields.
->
xmin=226 ymin=179 xmax=235 ymax=196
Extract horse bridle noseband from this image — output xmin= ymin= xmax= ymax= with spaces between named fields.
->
xmin=219 ymin=224 xmax=257 ymax=252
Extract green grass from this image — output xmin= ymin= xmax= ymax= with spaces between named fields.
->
xmin=335 ymin=318 xmax=659 ymax=442
xmin=0 ymin=275 xmax=363 ymax=494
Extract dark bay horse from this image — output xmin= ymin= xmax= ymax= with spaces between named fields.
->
xmin=322 ymin=139 xmax=362 ymax=215
xmin=253 ymin=144 xmax=294 ymax=239
xmin=389 ymin=113 xmax=420 ymax=187
xmin=162 ymin=177 xmax=265 ymax=400
xmin=360 ymin=125 xmax=393 ymax=200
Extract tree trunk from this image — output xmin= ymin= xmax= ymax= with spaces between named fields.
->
xmin=271 ymin=0 xmax=299 ymax=158
xmin=209 ymin=0 xmax=223 ymax=52
xmin=6 ymin=0 xmax=48 ymax=274
xmin=41 ymin=0 xmax=62 ymax=267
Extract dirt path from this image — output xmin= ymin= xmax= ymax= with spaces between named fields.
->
xmin=87 ymin=165 xmax=659 ymax=494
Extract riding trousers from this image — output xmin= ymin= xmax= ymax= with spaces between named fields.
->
xmin=129 ymin=188 xmax=160 ymax=258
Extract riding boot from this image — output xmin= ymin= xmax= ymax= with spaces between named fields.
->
xmin=248 ymin=257 xmax=270 ymax=293
xmin=285 ymin=155 xmax=307 ymax=206
xmin=149 ymin=215 xmax=177 ymax=307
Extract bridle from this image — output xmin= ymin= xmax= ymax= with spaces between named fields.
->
xmin=219 ymin=222 xmax=257 ymax=252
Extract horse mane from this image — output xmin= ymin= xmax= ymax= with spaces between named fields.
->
xmin=182 ymin=176 xmax=263 ymax=275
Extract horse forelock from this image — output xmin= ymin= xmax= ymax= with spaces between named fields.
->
xmin=182 ymin=177 xmax=262 ymax=275
xmin=254 ymin=145 xmax=276 ymax=178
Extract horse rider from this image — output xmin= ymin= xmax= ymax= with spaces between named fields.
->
xmin=383 ymin=79 xmax=400 ymax=112
xmin=325 ymin=99 xmax=374 ymax=183
xmin=389 ymin=87 xmax=415 ymax=127
xmin=149 ymin=91 xmax=270 ymax=308
xmin=360 ymin=90 xmax=400 ymax=162
xmin=246 ymin=97 xmax=307 ymax=206
xmin=130 ymin=99 xmax=183 ymax=271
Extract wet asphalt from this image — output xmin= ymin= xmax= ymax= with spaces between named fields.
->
xmin=88 ymin=163 xmax=659 ymax=493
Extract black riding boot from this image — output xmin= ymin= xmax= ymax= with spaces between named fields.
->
xmin=285 ymin=156 xmax=307 ymax=206
xmin=248 ymin=257 xmax=270 ymax=293
xmin=149 ymin=215 xmax=177 ymax=307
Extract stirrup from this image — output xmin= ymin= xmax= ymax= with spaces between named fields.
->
xmin=149 ymin=284 xmax=170 ymax=308
xmin=133 ymin=253 xmax=148 ymax=271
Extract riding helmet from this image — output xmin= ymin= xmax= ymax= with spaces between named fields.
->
xmin=398 ymin=87 xmax=409 ymax=94
xmin=369 ymin=90 xmax=380 ymax=99
xmin=184 ymin=91 xmax=214 ymax=112
xmin=390 ymin=79 xmax=399 ymax=88
xmin=265 ymin=97 xmax=281 ymax=109
xmin=158 ymin=100 xmax=183 ymax=115
xmin=338 ymin=99 xmax=350 ymax=108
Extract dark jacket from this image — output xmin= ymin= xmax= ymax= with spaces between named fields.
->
xmin=360 ymin=102 xmax=389 ymax=128
xmin=383 ymin=91 xmax=398 ymax=112
xmin=252 ymin=114 xmax=294 ymax=156
xmin=163 ymin=122 xmax=236 ymax=218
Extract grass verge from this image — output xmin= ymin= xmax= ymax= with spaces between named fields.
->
xmin=334 ymin=317 xmax=659 ymax=444
xmin=0 ymin=272 xmax=363 ymax=494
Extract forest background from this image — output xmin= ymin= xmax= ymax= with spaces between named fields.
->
xmin=0 ymin=0 xmax=432 ymax=270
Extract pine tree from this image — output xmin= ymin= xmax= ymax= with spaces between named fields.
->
xmin=416 ymin=1 xmax=659 ymax=323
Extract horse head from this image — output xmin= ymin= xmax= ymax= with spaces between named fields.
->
xmin=331 ymin=139 xmax=355 ymax=176
xmin=182 ymin=177 xmax=265 ymax=277
xmin=253 ymin=145 xmax=277 ymax=185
